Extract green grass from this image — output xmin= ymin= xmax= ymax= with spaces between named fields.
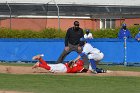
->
xmin=0 ymin=74 xmax=140 ymax=93
xmin=0 ymin=63 xmax=140 ymax=93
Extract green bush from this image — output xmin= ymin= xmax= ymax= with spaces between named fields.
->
xmin=0 ymin=28 xmax=66 ymax=38
xmin=0 ymin=26 xmax=140 ymax=38
xmin=88 ymin=26 xmax=140 ymax=38
xmin=91 ymin=29 xmax=119 ymax=38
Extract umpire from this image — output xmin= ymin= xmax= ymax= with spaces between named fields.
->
xmin=57 ymin=21 xmax=87 ymax=63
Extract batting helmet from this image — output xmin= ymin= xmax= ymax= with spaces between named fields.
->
xmin=76 ymin=59 xmax=84 ymax=66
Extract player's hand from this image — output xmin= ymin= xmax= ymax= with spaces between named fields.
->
xmin=138 ymin=38 xmax=140 ymax=41
xmin=73 ymin=59 xmax=77 ymax=63
xmin=68 ymin=60 xmax=75 ymax=68
xmin=65 ymin=46 xmax=69 ymax=51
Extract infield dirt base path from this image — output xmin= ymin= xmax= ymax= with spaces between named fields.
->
xmin=0 ymin=65 xmax=140 ymax=76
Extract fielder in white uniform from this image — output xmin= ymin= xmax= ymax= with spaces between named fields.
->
xmin=74 ymin=38 xmax=104 ymax=73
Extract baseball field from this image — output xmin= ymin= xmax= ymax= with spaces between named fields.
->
xmin=0 ymin=63 xmax=140 ymax=93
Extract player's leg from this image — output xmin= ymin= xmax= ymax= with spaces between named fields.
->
xmin=94 ymin=53 xmax=106 ymax=73
xmin=39 ymin=58 xmax=47 ymax=65
xmin=36 ymin=57 xmax=51 ymax=70
xmin=56 ymin=50 xmax=71 ymax=63
xmin=92 ymin=52 xmax=104 ymax=62
xmin=32 ymin=54 xmax=48 ymax=65
xmin=88 ymin=59 xmax=97 ymax=74
xmin=38 ymin=63 xmax=51 ymax=70
xmin=32 ymin=60 xmax=51 ymax=70
xmin=32 ymin=54 xmax=50 ymax=70
xmin=56 ymin=44 xmax=73 ymax=63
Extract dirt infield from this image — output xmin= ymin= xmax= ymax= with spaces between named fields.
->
xmin=0 ymin=65 xmax=140 ymax=76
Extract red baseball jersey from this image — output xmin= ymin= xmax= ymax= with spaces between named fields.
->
xmin=65 ymin=62 xmax=84 ymax=73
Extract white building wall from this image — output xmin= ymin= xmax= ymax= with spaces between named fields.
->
xmin=0 ymin=0 xmax=140 ymax=6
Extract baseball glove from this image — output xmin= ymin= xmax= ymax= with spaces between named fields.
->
xmin=81 ymin=68 xmax=88 ymax=73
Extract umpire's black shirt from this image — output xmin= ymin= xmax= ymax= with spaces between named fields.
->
xmin=65 ymin=27 xmax=84 ymax=46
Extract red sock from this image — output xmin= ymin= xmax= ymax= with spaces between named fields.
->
xmin=39 ymin=58 xmax=47 ymax=65
xmin=38 ymin=58 xmax=50 ymax=70
xmin=39 ymin=63 xmax=51 ymax=70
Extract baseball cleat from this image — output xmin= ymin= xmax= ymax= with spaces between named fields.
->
xmin=32 ymin=54 xmax=44 ymax=60
xmin=92 ymin=70 xmax=98 ymax=74
xmin=101 ymin=69 xmax=107 ymax=73
xmin=87 ymin=70 xmax=98 ymax=74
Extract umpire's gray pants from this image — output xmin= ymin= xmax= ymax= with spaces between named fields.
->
xmin=56 ymin=43 xmax=89 ymax=65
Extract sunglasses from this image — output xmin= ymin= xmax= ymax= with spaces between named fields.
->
xmin=74 ymin=24 xmax=79 ymax=26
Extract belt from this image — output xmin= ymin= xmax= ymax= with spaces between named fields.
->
xmin=87 ymin=51 xmax=101 ymax=55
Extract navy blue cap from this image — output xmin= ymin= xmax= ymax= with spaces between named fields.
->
xmin=86 ymin=29 xmax=90 ymax=32
xmin=122 ymin=23 xmax=127 ymax=27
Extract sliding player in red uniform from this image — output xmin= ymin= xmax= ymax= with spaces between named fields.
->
xmin=32 ymin=54 xmax=87 ymax=73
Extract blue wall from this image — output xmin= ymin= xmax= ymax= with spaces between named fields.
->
xmin=0 ymin=38 xmax=140 ymax=64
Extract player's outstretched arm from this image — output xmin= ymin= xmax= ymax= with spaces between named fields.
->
xmin=73 ymin=55 xmax=81 ymax=62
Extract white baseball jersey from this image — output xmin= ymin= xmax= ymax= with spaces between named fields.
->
xmin=82 ymin=43 xmax=104 ymax=61
xmin=84 ymin=33 xmax=93 ymax=39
